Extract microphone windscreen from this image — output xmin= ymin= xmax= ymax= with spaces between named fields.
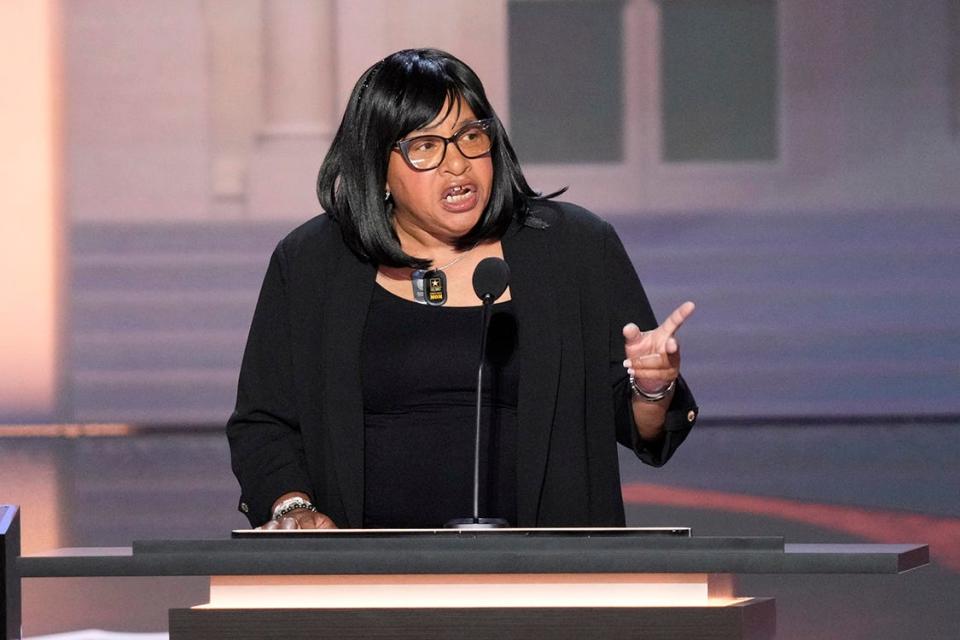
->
xmin=472 ymin=257 xmax=511 ymax=302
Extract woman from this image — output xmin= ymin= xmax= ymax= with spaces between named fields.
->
xmin=227 ymin=48 xmax=698 ymax=530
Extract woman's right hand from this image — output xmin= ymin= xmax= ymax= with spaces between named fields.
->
xmin=258 ymin=491 xmax=339 ymax=529
xmin=258 ymin=508 xmax=338 ymax=530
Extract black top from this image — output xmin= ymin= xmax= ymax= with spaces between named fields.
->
xmin=361 ymin=284 xmax=520 ymax=528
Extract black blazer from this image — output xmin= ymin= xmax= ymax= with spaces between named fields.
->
xmin=227 ymin=201 xmax=697 ymax=528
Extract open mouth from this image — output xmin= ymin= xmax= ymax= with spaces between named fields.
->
xmin=442 ymin=184 xmax=476 ymax=204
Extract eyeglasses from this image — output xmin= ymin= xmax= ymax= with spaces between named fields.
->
xmin=393 ymin=118 xmax=494 ymax=171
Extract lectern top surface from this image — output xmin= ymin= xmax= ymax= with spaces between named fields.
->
xmin=18 ymin=539 xmax=928 ymax=577
xmin=0 ymin=504 xmax=17 ymax=533
xmin=230 ymin=527 xmax=691 ymax=538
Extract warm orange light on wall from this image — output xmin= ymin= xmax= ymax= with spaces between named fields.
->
xmin=0 ymin=0 xmax=62 ymax=419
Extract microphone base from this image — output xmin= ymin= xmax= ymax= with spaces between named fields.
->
xmin=443 ymin=517 xmax=511 ymax=529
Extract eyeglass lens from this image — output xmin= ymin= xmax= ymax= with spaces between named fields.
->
xmin=404 ymin=123 xmax=492 ymax=169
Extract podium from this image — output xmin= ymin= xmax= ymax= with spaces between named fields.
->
xmin=1 ymin=505 xmax=929 ymax=640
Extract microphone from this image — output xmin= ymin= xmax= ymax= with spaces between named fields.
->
xmin=445 ymin=258 xmax=511 ymax=529
xmin=472 ymin=256 xmax=510 ymax=303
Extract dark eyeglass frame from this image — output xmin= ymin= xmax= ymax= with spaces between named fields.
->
xmin=392 ymin=118 xmax=495 ymax=171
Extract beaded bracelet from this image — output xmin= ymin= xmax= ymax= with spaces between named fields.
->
xmin=272 ymin=496 xmax=319 ymax=520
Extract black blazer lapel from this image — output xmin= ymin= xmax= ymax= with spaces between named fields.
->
xmin=502 ymin=221 xmax=562 ymax=526
xmin=318 ymin=244 xmax=375 ymax=527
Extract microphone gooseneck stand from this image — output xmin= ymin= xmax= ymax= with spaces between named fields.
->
xmin=445 ymin=258 xmax=511 ymax=529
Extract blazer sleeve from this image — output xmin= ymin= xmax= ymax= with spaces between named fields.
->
xmin=226 ymin=243 xmax=313 ymax=526
xmin=602 ymin=222 xmax=698 ymax=467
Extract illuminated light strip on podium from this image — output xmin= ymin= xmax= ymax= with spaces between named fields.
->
xmin=200 ymin=573 xmax=745 ymax=609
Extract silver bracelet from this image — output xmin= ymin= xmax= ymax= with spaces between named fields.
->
xmin=272 ymin=496 xmax=318 ymax=520
xmin=629 ymin=375 xmax=676 ymax=403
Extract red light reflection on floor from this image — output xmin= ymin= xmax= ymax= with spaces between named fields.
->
xmin=622 ymin=482 xmax=960 ymax=572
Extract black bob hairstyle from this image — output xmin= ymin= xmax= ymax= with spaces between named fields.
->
xmin=317 ymin=48 xmax=561 ymax=269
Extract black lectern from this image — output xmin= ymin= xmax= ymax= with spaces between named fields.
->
xmin=2 ymin=505 xmax=929 ymax=640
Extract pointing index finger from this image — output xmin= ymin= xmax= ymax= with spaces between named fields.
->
xmin=660 ymin=301 xmax=696 ymax=337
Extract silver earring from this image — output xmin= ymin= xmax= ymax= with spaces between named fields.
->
xmin=384 ymin=190 xmax=392 ymax=202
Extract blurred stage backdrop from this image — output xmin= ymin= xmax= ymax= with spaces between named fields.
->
xmin=1 ymin=1 xmax=959 ymax=638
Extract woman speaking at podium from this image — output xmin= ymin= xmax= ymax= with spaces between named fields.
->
xmin=227 ymin=49 xmax=698 ymax=531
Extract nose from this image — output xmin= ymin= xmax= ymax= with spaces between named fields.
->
xmin=440 ymin=140 xmax=470 ymax=175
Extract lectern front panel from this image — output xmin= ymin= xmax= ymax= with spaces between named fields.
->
xmin=171 ymin=600 xmax=777 ymax=640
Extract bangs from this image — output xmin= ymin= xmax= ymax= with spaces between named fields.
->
xmin=375 ymin=58 xmax=488 ymax=141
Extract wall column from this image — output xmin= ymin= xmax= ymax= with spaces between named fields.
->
xmin=247 ymin=0 xmax=338 ymax=219
xmin=0 ymin=0 xmax=63 ymax=421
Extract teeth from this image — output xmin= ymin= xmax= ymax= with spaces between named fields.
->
xmin=446 ymin=191 xmax=471 ymax=203
xmin=445 ymin=185 xmax=472 ymax=203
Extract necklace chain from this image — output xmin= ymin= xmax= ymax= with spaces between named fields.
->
xmin=431 ymin=243 xmax=478 ymax=271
